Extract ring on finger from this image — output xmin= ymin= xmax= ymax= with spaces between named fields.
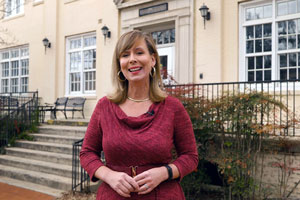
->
xmin=144 ymin=183 xmax=149 ymax=190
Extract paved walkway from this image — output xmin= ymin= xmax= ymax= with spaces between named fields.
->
xmin=0 ymin=182 xmax=56 ymax=200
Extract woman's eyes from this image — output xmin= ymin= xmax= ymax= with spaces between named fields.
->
xmin=121 ymin=51 xmax=144 ymax=58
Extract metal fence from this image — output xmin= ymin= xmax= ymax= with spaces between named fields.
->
xmin=0 ymin=91 xmax=39 ymax=148
xmin=72 ymin=138 xmax=90 ymax=192
xmin=165 ymin=80 xmax=300 ymax=136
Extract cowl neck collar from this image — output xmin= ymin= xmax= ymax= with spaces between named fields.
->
xmin=111 ymin=101 xmax=162 ymax=129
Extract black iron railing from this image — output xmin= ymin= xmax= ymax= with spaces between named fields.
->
xmin=72 ymin=138 xmax=90 ymax=192
xmin=165 ymin=80 xmax=300 ymax=136
xmin=0 ymin=91 xmax=39 ymax=148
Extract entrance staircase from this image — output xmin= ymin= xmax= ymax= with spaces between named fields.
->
xmin=0 ymin=120 xmax=88 ymax=197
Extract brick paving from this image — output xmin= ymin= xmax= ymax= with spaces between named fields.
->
xmin=0 ymin=182 xmax=55 ymax=200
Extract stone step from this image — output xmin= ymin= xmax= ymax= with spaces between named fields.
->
xmin=0 ymin=176 xmax=64 ymax=197
xmin=0 ymin=155 xmax=73 ymax=178
xmin=31 ymin=133 xmax=82 ymax=145
xmin=15 ymin=140 xmax=73 ymax=154
xmin=46 ymin=119 xmax=89 ymax=127
xmin=0 ymin=164 xmax=72 ymax=191
xmin=39 ymin=125 xmax=86 ymax=137
xmin=5 ymin=147 xmax=72 ymax=165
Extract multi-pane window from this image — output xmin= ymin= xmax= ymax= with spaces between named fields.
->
xmin=5 ymin=0 xmax=24 ymax=18
xmin=151 ymin=29 xmax=175 ymax=45
xmin=66 ymin=33 xmax=96 ymax=95
xmin=0 ymin=46 xmax=29 ymax=93
xmin=241 ymin=0 xmax=300 ymax=81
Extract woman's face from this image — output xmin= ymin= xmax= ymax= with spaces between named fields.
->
xmin=119 ymin=38 xmax=156 ymax=85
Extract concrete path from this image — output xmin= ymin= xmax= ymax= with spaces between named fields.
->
xmin=0 ymin=182 xmax=55 ymax=200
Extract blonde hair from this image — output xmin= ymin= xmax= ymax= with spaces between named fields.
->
xmin=108 ymin=30 xmax=167 ymax=104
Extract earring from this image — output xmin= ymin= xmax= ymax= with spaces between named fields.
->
xmin=117 ymin=71 xmax=126 ymax=81
xmin=150 ymin=67 xmax=156 ymax=78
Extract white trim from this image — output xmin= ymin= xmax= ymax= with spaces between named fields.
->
xmin=65 ymin=32 xmax=96 ymax=96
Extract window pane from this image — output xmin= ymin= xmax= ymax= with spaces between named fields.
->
xmin=164 ymin=30 xmax=170 ymax=44
xmin=11 ymin=50 xmax=19 ymax=58
xmin=21 ymin=77 xmax=28 ymax=92
xmin=1 ymin=52 xmax=9 ymax=59
xmin=256 ymin=56 xmax=263 ymax=69
xmin=288 ymin=1 xmax=297 ymax=14
xmin=264 ymin=23 xmax=272 ymax=37
xmin=265 ymin=70 xmax=271 ymax=80
xmin=157 ymin=31 xmax=163 ymax=44
xmin=298 ymin=34 xmax=300 ymax=48
xmin=70 ymin=73 xmax=81 ymax=92
xmin=280 ymin=69 xmax=287 ymax=80
xmin=248 ymin=71 xmax=254 ymax=81
xmin=246 ymin=26 xmax=254 ymax=39
xmin=246 ymin=41 xmax=254 ymax=53
xmin=278 ymin=21 xmax=287 ymax=35
xmin=84 ymin=71 xmax=96 ymax=91
xmin=298 ymin=52 xmax=300 ymax=65
xmin=246 ymin=8 xmax=255 ymax=21
xmin=288 ymin=20 xmax=296 ymax=34
xmin=83 ymin=50 xmax=96 ymax=70
xmin=1 ymin=62 xmax=9 ymax=77
xmin=70 ymin=39 xmax=81 ymax=49
xmin=280 ymin=54 xmax=287 ymax=67
xmin=255 ymin=40 xmax=262 ymax=52
xmin=21 ymin=59 xmax=29 ymax=75
xmin=264 ymin=55 xmax=272 ymax=68
xmin=278 ymin=2 xmax=288 ymax=16
xmin=20 ymin=48 xmax=29 ymax=57
xmin=1 ymin=79 xmax=9 ymax=93
xmin=248 ymin=57 xmax=254 ymax=69
xmin=11 ymin=78 xmax=18 ymax=93
xmin=170 ymin=29 xmax=175 ymax=43
xmin=255 ymin=25 xmax=262 ymax=38
xmin=264 ymin=5 xmax=272 ymax=18
xmin=289 ymin=53 xmax=297 ymax=66
xmin=84 ymin=36 xmax=96 ymax=47
xmin=264 ymin=39 xmax=272 ymax=51
xmin=278 ymin=37 xmax=287 ymax=50
xmin=256 ymin=71 xmax=263 ymax=81
xmin=255 ymin=7 xmax=263 ymax=19
xmin=70 ymin=52 xmax=81 ymax=71
xmin=289 ymin=68 xmax=297 ymax=79
xmin=288 ymin=35 xmax=296 ymax=49
xmin=11 ymin=61 xmax=19 ymax=76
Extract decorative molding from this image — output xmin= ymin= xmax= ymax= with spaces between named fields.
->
xmin=113 ymin=0 xmax=123 ymax=6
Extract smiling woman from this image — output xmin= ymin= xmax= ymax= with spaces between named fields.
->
xmin=80 ymin=30 xmax=198 ymax=200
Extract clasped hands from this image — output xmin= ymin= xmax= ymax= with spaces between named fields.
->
xmin=108 ymin=167 xmax=166 ymax=198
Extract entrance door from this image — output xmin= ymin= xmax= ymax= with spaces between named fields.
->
xmin=157 ymin=46 xmax=175 ymax=84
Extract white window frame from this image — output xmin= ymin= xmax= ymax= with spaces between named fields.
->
xmin=0 ymin=46 xmax=29 ymax=93
xmin=65 ymin=33 xmax=96 ymax=96
xmin=239 ymin=0 xmax=300 ymax=90
xmin=5 ymin=0 xmax=24 ymax=18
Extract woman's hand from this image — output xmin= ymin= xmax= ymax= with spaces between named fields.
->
xmin=106 ymin=171 xmax=140 ymax=197
xmin=95 ymin=166 xmax=140 ymax=198
xmin=133 ymin=167 xmax=168 ymax=195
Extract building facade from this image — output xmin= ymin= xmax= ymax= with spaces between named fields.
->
xmin=1 ymin=0 xmax=300 ymax=117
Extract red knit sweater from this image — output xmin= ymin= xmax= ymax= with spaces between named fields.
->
xmin=80 ymin=96 xmax=198 ymax=200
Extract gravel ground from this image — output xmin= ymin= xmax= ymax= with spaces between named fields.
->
xmin=56 ymin=191 xmax=96 ymax=200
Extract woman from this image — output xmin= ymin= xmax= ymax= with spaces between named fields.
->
xmin=80 ymin=30 xmax=198 ymax=199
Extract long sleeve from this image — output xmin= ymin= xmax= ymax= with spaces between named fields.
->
xmin=80 ymin=99 xmax=104 ymax=182
xmin=171 ymin=98 xmax=198 ymax=180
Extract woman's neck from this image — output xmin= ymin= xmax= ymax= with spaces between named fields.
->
xmin=127 ymin=82 xmax=150 ymax=99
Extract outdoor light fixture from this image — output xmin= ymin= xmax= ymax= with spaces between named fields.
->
xmin=101 ymin=25 xmax=111 ymax=44
xmin=42 ymin=37 xmax=51 ymax=53
xmin=199 ymin=3 xmax=210 ymax=29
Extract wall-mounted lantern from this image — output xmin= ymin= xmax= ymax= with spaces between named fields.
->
xmin=199 ymin=3 xmax=210 ymax=29
xmin=101 ymin=25 xmax=111 ymax=44
xmin=42 ymin=37 xmax=51 ymax=53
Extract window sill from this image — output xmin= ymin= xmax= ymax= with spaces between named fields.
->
xmin=64 ymin=0 xmax=79 ymax=4
xmin=33 ymin=1 xmax=44 ymax=6
xmin=2 ymin=13 xmax=25 ymax=22
xmin=65 ymin=94 xmax=97 ymax=100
